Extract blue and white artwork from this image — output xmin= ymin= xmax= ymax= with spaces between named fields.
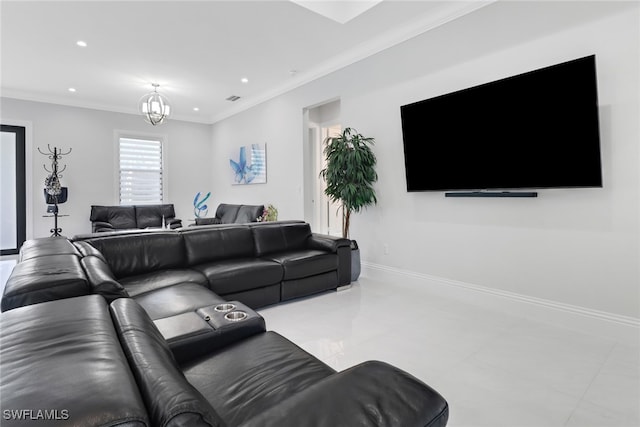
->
xmin=229 ymin=143 xmax=267 ymax=185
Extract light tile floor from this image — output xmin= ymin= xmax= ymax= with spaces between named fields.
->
xmin=258 ymin=274 xmax=640 ymax=427
xmin=1 ymin=256 xmax=638 ymax=426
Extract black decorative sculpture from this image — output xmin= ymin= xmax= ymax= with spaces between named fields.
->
xmin=38 ymin=145 xmax=71 ymax=236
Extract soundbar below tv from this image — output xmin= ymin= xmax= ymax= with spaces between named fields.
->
xmin=400 ymin=55 xmax=602 ymax=194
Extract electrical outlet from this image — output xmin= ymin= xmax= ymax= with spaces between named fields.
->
xmin=383 ymin=244 xmax=389 ymax=255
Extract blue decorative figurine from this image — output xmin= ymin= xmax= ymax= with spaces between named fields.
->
xmin=193 ymin=191 xmax=211 ymax=218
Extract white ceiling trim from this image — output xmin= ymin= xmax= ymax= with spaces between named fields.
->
xmin=210 ymin=0 xmax=497 ymax=124
xmin=1 ymin=88 xmax=209 ymax=125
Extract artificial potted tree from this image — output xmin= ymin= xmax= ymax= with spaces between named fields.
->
xmin=320 ymin=127 xmax=377 ymax=281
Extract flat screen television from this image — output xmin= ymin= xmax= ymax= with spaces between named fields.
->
xmin=400 ymin=55 xmax=602 ymax=194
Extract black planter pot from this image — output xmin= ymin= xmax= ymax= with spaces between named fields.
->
xmin=350 ymin=240 xmax=361 ymax=282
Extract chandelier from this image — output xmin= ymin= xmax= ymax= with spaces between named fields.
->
xmin=139 ymin=83 xmax=171 ymax=125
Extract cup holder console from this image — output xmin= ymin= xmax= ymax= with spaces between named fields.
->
xmin=160 ymin=301 xmax=266 ymax=362
xmin=214 ymin=303 xmax=236 ymax=313
xmin=224 ymin=311 xmax=248 ymax=322
xmin=196 ymin=301 xmax=261 ymax=330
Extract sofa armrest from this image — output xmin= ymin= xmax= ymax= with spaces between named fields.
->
xmin=167 ymin=218 xmax=182 ymax=229
xmin=309 ymin=234 xmax=352 ymax=286
xmin=240 ymin=361 xmax=449 ymax=427
xmin=308 ymin=233 xmax=351 ymax=252
xmin=80 ymin=255 xmax=129 ymax=302
xmin=1 ymin=255 xmax=90 ymax=312
xmin=92 ymin=221 xmax=115 ymax=233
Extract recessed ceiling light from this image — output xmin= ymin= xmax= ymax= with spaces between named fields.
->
xmin=68 ymin=88 xmax=76 ymax=92
xmin=241 ymin=77 xmax=249 ymax=84
xmin=193 ymin=107 xmax=200 ymax=112
xmin=76 ymin=41 xmax=87 ymax=47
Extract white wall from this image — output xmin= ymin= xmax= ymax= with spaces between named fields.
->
xmin=0 ymin=98 xmax=212 ymax=237
xmin=210 ymin=1 xmax=639 ymax=318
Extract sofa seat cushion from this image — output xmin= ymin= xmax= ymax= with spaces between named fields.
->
xmin=1 ymin=295 xmax=150 ymax=426
xmin=182 ymin=331 xmax=335 ymax=426
xmin=121 ymin=269 xmax=208 ymax=297
xmin=193 ymin=259 xmax=282 ymax=295
xmin=133 ymin=283 xmax=225 ymax=320
xmin=239 ymin=361 xmax=450 ymax=427
xmin=263 ymin=249 xmax=338 ymax=280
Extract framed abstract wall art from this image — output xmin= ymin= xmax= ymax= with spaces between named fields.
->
xmin=229 ymin=143 xmax=266 ymax=185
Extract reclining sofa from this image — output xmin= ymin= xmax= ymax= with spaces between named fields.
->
xmin=2 ymin=221 xmax=350 ymax=312
xmin=90 ymin=204 xmax=182 ymax=232
xmin=0 ymin=221 xmax=450 ymax=426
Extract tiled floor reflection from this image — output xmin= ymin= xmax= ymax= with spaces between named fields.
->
xmin=259 ymin=274 xmax=640 ymax=427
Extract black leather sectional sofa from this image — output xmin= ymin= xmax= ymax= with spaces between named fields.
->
xmin=3 ymin=221 xmax=351 ymax=312
xmin=0 ymin=221 xmax=449 ymax=426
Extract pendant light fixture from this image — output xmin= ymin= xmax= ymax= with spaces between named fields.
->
xmin=139 ymin=83 xmax=171 ymax=125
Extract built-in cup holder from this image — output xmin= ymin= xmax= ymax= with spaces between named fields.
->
xmin=224 ymin=311 xmax=248 ymax=322
xmin=214 ymin=303 xmax=236 ymax=313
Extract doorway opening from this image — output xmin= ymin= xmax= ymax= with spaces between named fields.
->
xmin=1 ymin=125 xmax=26 ymax=255
xmin=303 ymin=99 xmax=342 ymax=236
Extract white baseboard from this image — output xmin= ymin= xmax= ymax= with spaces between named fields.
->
xmin=361 ymin=262 xmax=640 ymax=346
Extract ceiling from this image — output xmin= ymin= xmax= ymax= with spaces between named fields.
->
xmin=1 ymin=1 xmax=492 ymax=124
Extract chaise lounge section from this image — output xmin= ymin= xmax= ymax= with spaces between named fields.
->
xmin=1 ymin=294 xmax=449 ymax=426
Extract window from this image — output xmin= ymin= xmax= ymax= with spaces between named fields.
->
xmin=119 ymin=137 xmax=163 ymax=205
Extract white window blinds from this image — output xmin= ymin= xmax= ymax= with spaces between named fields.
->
xmin=119 ymin=137 xmax=163 ymax=205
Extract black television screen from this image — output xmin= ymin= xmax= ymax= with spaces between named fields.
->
xmin=400 ymin=55 xmax=602 ymax=192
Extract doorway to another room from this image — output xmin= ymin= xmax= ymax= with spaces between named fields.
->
xmin=1 ymin=125 xmax=26 ymax=255
xmin=303 ymin=99 xmax=342 ymax=236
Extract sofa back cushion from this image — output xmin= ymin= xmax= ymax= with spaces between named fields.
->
xmin=183 ymin=226 xmax=255 ymax=266
xmin=136 ymin=204 xmax=176 ymax=229
xmin=215 ymin=204 xmax=240 ymax=223
xmin=252 ymin=223 xmax=312 ymax=256
xmin=110 ymin=298 xmax=225 ymax=427
xmin=86 ymin=232 xmax=186 ymax=279
xmin=91 ymin=205 xmax=137 ymax=229
xmin=236 ymin=205 xmax=264 ymax=223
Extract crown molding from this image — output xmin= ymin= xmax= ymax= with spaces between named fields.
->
xmin=1 ymin=89 xmax=211 ymax=125
xmin=2 ymin=1 xmax=496 ymax=126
